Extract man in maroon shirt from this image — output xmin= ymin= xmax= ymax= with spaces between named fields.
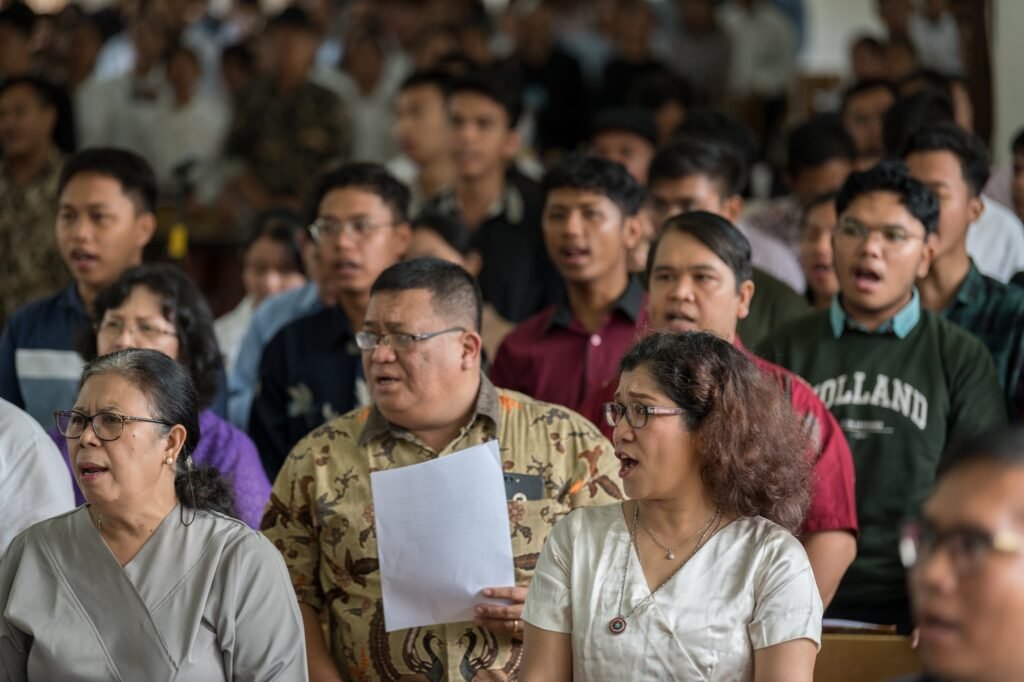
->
xmin=490 ymin=154 xmax=645 ymax=422
xmin=588 ymin=210 xmax=858 ymax=607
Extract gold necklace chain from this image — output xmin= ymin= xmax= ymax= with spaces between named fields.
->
xmin=637 ymin=506 xmax=719 ymax=560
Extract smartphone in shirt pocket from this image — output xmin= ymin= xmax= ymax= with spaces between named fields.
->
xmin=504 ymin=473 xmax=545 ymax=502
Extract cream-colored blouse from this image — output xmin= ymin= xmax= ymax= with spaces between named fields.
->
xmin=522 ymin=504 xmax=822 ymax=681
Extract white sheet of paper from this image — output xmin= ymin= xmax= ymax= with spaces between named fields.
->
xmin=371 ymin=440 xmax=515 ymax=632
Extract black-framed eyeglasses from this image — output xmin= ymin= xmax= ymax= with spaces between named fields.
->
xmin=54 ymin=410 xmax=172 ymax=442
xmin=602 ymin=402 xmax=686 ymax=430
xmin=307 ymin=217 xmax=393 ymax=242
xmin=355 ymin=327 xmax=465 ymax=352
xmin=900 ymin=519 xmax=1024 ymax=577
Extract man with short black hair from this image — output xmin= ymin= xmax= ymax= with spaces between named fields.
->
xmin=263 ymin=257 xmax=622 ymax=681
xmin=427 ymin=71 xmax=561 ymax=324
xmin=589 ymin=107 xmax=658 ymax=185
xmin=0 ymin=147 xmax=157 ymax=425
xmin=759 ymin=160 xmax=1006 ymax=630
xmin=904 ymin=123 xmax=1024 ymax=422
xmin=387 ymin=70 xmax=456 ymax=212
xmin=0 ymin=76 xmax=69 ymax=327
xmin=841 ymin=79 xmax=897 ymax=169
xmin=248 ymin=162 xmax=411 ymax=478
xmin=646 ymin=137 xmax=808 ymax=346
xmin=745 ymin=114 xmax=856 ymax=251
xmin=490 ymin=154 xmax=644 ymax=422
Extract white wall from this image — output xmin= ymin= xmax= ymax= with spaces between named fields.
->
xmin=798 ymin=0 xmax=884 ymax=75
xmin=992 ymin=0 xmax=1024 ymax=163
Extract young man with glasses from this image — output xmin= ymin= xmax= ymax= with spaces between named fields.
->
xmin=248 ymin=163 xmax=410 ymax=479
xmin=262 ymin=257 xmax=622 ymax=681
xmin=901 ymin=427 xmax=1024 ymax=682
xmin=759 ymin=161 xmax=1006 ymax=631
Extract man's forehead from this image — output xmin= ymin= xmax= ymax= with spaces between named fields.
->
xmin=651 ymin=175 xmax=716 ymax=198
xmin=841 ymin=191 xmax=921 ymax=227
xmin=545 ymin=187 xmax=616 ymax=208
xmin=366 ymin=289 xmax=435 ymax=320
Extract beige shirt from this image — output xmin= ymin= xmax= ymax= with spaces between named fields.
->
xmin=262 ymin=375 xmax=624 ymax=680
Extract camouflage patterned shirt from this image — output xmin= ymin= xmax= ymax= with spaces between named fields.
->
xmin=261 ymin=375 xmax=623 ymax=681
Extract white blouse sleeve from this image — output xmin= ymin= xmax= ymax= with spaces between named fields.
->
xmin=521 ymin=509 xmax=578 ymax=634
xmin=747 ymin=525 xmax=823 ymax=651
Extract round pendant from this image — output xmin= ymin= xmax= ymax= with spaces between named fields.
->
xmin=666 ymin=549 xmax=675 ymax=560
xmin=608 ymin=616 xmax=627 ymax=635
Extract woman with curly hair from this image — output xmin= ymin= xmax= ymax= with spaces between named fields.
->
xmin=50 ymin=263 xmax=271 ymax=527
xmin=520 ymin=331 xmax=821 ymax=681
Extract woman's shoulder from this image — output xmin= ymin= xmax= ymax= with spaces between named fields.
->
xmin=188 ymin=509 xmax=280 ymax=560
xmin=2 ymin=506 xmax=86 ymax=565
xmin=721 ymin=516 xmax=808 ymax=563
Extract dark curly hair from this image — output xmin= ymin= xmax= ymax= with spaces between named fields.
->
xmin=80 ymin=264 xmax=223 ymax=408
xmin=80 ymin=349 xmax=235 ymax=517
xmin=619 ymin=331 xmax=812 ymax=534
xmin=836 ymin=159 xmax=939 ymax=234
xmin=541 ymin=153 xmax=645 ymax=217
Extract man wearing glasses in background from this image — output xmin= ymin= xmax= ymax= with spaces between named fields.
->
xmin=759 ymin=161 xmax=1005 ymax=632
xmin=247 ymin=163 xmax=410 ymax=479
xmin=262 ymin=257 xmax=622 ymax=681
xmin=900 ymin=427 xmax=1024 ymax=682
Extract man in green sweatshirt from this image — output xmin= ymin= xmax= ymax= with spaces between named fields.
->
xmin=759 ymin=160 xmax=1006 ymax=632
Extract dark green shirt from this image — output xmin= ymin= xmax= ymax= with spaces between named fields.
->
xmin=941 ymin=262 xmax=1024 ymax=422
xmin=758 ymin=300 xmax=1006 ymax=608
xmin=736 ymin=267 xmax=810 ymax=348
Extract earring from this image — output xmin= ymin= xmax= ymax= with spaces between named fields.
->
xmin=165 ymin=457 xmax=174 ymax=466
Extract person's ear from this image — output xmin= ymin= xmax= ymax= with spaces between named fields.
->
xmin=721 ymin=194 xmax=744 ymax=223
xmin=464 ymin=250 xmax=483 ymax=278
xmin=161 ymin=424 xmax=187 ymax=465
xmin=622 ymin=213 xmax=643 ymax=251
xmin=460 ymin=329 xmax=483 ymax=370
xmin=392 ymin=222 xmax=413 ymax=257
xmin=134 ymin=211 xmax=158 ymax=248
xmin=966 ymin=194 xmax=984 ymax=224
xmin=736 ymin=278 xmax=755 ymax=321
xmin=917 ymin=233 xmax=938 ymax=279
xmin=502 ymin=129 xmax=522 ymax=161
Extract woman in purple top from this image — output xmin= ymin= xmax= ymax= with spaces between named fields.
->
xmin=51 ymin=264 xmax=271 ymax=527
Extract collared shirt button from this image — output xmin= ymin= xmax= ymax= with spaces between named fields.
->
xmin=590 ymin=334 xmax=602 ymax=347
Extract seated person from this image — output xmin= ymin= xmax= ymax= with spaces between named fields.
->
xmin=646 ymin=138 xmax=809 ymax=347
xmin=759 ymin=161 xmax=1007 ymax=631
xmin=262 ymin=257 xmax=623 ymax=680
xmin=884 ymin=92 xmax=1024 ymax=284
xmin=587 ymin=107 xmax=659 ymax=274
xmin=840 ymin=79 xmax=897 ymax=170
xmin=521 ymin=331 xmax=821 ymax=681
xmin=903 ymin=123 xmax=1024 ymax=422
xmin=798 ymin=192 xmax=840 ymax=310
xmin=248 ymin=163 xmax=410 ymax=480
xmin=491 ymin=154 xmax=644 ymax=421
xmin=405 ymin=209 xmax=513 ymax=359
xmin=1 ymin=349 xmax=305 ymax=678
xmin=221 ymin=6 xmax=351 ymax=219
xmin=903 ymin=427 xmax=1024 ymax=682
xmin=744 ymin=114 xmax=855 ymax=253
xmin=0 ymin=397 xmax=74 ymax=554
xmin=0 ymin=147 xmax=157 ymax=426
xmin=214 ymin=208 xmax=307 ymax=378
xmin=426 ymin=71 xmax=562 ymax=323
xmin=53 ymin=264 xmax=271 ymax=528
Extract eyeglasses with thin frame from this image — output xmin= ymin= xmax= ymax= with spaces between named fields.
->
xmin=355 ymin=327 xmax=465 ymax=352
xmin=308 ymin=217 xmax=393 ymax=242
xmin=54 ymin=410 xmax=172 ymax=441
xmin=95 ymin=318 xmax=177 ymax=343
xmin=835 ymin=218 xmax=926 ymax=248
xmin=603 ymin=402 xmax=686 ymax=429
xmin=900 ymin=519 xmax=1024 ymax=577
